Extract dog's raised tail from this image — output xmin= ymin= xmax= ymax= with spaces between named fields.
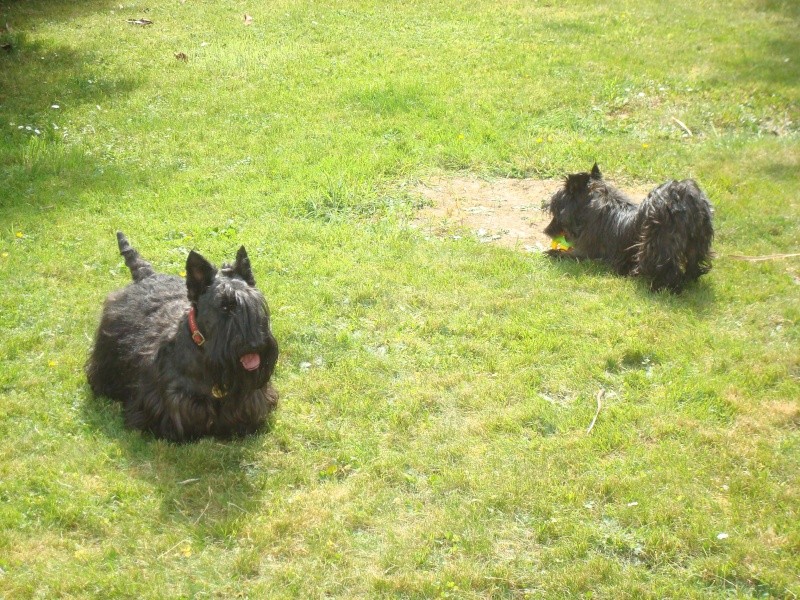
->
xmin=117 ymin=232 xmax=155 ymax=282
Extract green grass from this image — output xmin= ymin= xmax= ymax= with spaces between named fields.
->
xmin=1 ymin=0 xmax=798 ymax=597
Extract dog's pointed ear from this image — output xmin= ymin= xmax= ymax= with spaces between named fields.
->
xmin=590 ymin=163 xmax=602 ymax=180
xmin=233 ymin=246 xmax=256 ymax=286
xmin=186 ymin=251 xmax=217 ymax=302
xmin=566 ymin=173 xmax=591 ymax=193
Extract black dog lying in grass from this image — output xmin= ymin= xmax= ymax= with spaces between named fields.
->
xmin=544 ymin=164 xmax=714 ymax=292
xmin=86 ymin=233 xmax=279 ymax=442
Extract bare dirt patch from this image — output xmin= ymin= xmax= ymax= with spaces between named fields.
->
xmin=412 ymin=176 xmax=652 ymax=251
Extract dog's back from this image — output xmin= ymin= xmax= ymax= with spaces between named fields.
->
xmin=87 ymin=271 xmax=186 ymax=403
xmin=634 ymin=179 xmax=714 ymax=291
xmin=584 ymin=179 xmax=643 ymax=273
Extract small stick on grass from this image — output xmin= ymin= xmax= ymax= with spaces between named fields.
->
xmin=671 ymin=116 xmax=693 ymax=137
xmin=157 ymin=538 xmax=191 ymax=560
xmin=728 ymin=253 xmax=800 ymax=262
xmin=587 ymin=389 xmax=605 ymax=434
xmin=193 ymin=501 xmax=211 ymax=525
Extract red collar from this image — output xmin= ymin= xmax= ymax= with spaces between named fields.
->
xmin=188 ymin=306 xmax=205 ymax=346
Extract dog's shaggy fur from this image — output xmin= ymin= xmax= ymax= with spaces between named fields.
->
xmin=544 ymin=164 xmax=714 ymax=292
xmin=86 ymin=233 xmax=279 ymax=441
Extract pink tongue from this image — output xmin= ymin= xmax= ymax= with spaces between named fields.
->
xmin=240 ymin=353 xmax=261 ymax=371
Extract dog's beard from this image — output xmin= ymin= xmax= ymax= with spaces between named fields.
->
xmin=205 ymin=340 xmax=275 ymax=397
xmin=197 ymin=293 xmax=277 ymax=394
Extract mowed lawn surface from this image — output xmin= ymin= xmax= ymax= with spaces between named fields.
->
xmin=1 ymin=0 xmax=798 ymax=597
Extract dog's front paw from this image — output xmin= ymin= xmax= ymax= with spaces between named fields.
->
xmin=544 ymin=248 xmax=582 ymax=261
xmin=545 ymin=248 xmax=571 ymax=258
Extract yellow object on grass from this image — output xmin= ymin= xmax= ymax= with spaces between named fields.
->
xmin=550 ymin=235 xmax=572 ymax=251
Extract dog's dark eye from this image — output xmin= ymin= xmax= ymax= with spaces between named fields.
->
xmin=221 ymin=298 xmax=237 ymax=313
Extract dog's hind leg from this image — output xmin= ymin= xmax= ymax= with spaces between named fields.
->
xmin=685 ymin=247 xmax=712 ymax=282
xmin=683 ymin=188 xmax=715 ymax=283
xmin=634 ymin=224 xmax=686 ymax=293
xmin=86 ymin=330 xmax=127 ymax=400
xmin=649 ymin=262 xmax=684 ymax=292
xmin=117 ymin=232 xmax=156 ymax=282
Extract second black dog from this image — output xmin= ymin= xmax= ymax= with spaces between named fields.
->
xmin=86 ymin=233 xmax=279 ymax=442
xmin=544 ymin=164 xmax=714 ymax=292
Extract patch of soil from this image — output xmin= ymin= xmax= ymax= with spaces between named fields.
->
xmin=412 ymin=176 xmax=652 ymax=251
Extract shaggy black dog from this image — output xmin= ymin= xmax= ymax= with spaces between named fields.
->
xmin=86 ymin=233 xmax=279 ymax=441
xmin=544 ymin=164 xmax=714 ymax=292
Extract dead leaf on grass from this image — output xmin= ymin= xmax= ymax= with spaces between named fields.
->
xmin=126 ymin=18 xmax=153 ymax=26
xmin=243 ymin=14 xmax=253 ymax=25
xmin=174 ymin=52 xmax=188 ymax=62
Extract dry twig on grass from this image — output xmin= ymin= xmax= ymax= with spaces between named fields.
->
xmin=671 ymin=116 xmax=693 ymax=137
xmin=587 ymin=389 xmax=605 ymax=434
xmin=728 ymin=253 xmax=800 ymax=262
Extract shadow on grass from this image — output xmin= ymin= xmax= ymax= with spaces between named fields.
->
xmin=719 ymin=38 xmax=800 ymax=89
xmin=631 ymin=276 xmax=717 ymax=313
xmin=760 ymin=157 xmax=800 ymax=184
xmin=543 ymin=253 xmax=717 ymax=312
xmin=757 ymin=0 xmax=800 ymax=19
xmin=0 ymin=3 xmax=140 ymax=215
xmin=81 ymin=388 xmax=276 ymax=538
xmin=0 ymin=0 xmax=112 ymax=24
xmin=715 ymin=0 xmax=800 ymax=89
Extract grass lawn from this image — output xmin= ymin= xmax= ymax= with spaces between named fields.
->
xmin=1 ymin=0 xmax=798 ymax=597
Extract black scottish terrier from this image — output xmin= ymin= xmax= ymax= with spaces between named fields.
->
xmin=544 ymin=164 xmax=714 ymax=292
xmin=86 ymin=233 xmax=279 ymax=442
